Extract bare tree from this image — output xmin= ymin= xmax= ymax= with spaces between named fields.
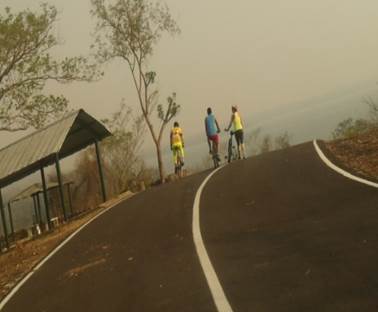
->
xmin=91 ymin=0 xmax=180 ymax=182
xmin=246 ymin=127 xmax=262 ymax=156
xmin=331 ymin=118 xmax=371 ymax=140
xmin=70 ymin=149 xmax=103 ymax=212
xmin=0 ymin=4 xmax=99 ymax=131
xmin=101 ymin=102 xmax=145 ymax=194
xmin=260 ymin=134 xmax=272 ymax=154
xmin=363 ymin=96 xmax=378 ymax=125
xmin=274 ymin=131 xmax=291 ymax=150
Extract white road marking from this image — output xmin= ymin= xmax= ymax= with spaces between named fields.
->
xmin=0 ymin=200 xmax=123 ymax=310
xmin=193 ymin=167 xmax=234 ymax=312
xmin=313 ymin=140 xmax=378 ymax=189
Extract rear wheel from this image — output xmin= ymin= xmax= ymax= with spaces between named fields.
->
xmin=232 ymin=146 xmax=238 ymax=161
xmin=212 ymin=155 xmax=219 ymax=168
xmin=176 ymin=164 xmax=182 ymax=176
xmin=228 ymin=140 xmax=233 ymax=163
xmin=175 ymin=150 xmax=184 ymax=177
xmin=211 ymin=142 xmax=220 ymax=169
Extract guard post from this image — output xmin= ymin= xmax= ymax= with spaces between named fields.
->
xmin=7 ymin=202 xmax=14 ymax=240
xmin=55 ymin=153 xmax=67 ymax=221
xmin=40 ymin=166 xmax=51 ymax=230
xmin=95 ymin=140 xmax=107 ymax=202
xmin=0 ymin=189 xmax=9 ymax=249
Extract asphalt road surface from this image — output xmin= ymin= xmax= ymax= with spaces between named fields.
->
xmin=2 ymin=142 xmax=377 ymax=312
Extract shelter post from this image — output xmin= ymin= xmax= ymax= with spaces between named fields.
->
xmin=55 ymin=153 xmax=67 ymax=221
xmin=0 ymin=189 xmax=9 ymax=249
xmin=7 ymin=202 xmax=15 ymax=240
xmin=95 ymin=140 xmax=107 ymax=202
xmin=67 ymin=184 xmax=73 ymax=216
xmin=40 ymin=166 xmax=51 ymax=230
xmin=32 ymin=195 xmax=39 ymax=224
xmin=36 ymin=193 xmax=42 ymax=225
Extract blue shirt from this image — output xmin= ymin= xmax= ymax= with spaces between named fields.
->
xmin=205 ymin=114 xmax=217 ymax=136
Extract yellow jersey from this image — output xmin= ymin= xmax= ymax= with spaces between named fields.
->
xmin=171 ymin=127 xmax=183 ymax=145
xmin=233 ymin=112 xmax=243 ymax=131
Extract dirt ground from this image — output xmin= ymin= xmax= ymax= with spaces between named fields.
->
xmin=325 ymin=128 xmax=378 ymax=181
xmin=0 ymin=192 xmax=133 ymax=302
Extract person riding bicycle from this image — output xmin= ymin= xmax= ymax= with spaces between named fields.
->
xmin=170 ymin=121 xmax=185 ymax=171
xmin=225 ymin=105 xmax=246 ymax=159
xmin=205 ymin=107 xmax=221 ymax=161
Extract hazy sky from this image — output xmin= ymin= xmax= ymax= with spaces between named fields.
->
xmin=1 ymin=0 xmax=378 ymax=152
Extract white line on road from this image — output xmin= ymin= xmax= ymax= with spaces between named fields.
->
xmin=193 ymin=167 xmax=234 ymax=312
xmin=313 ymin=140 xmax=378 ymax=188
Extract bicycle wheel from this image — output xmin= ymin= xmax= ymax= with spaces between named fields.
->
xmin=212 ymin=155 xmax=218 ymax=168
xmin=177 ymin=149 xmax=184 ymax=177
xmin=210 ymin=143 xmax=218 ymax=168
xmin=228 ymin=140 xmax=233 ymax=163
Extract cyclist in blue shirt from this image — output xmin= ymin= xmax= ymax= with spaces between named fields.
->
xmin=205 ymin=107 xmax=221 ymax=161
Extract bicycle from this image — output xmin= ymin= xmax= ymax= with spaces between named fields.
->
xmin=225 ymin=130 xmax=238 ymax=163
xmin=173 ymin=145 xmax=184 ymax=177
xmin=209 ymin=141 xmax=220 ymax=169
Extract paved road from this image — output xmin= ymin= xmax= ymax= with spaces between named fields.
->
xmin=2 ymin=142 xmax=377 ymax=311
xmin=201 ymin=142 xmax=378 ymax=312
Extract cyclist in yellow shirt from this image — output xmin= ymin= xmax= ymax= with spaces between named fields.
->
xmin=225 ymin=105 xmax=246 ymax=159
xmin=170 ymin=121 xmax=185 ymax=175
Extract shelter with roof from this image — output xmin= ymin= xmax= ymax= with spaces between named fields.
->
xmin=7 ymin=181 xmax=74 ymax=239
xmin=0 ymin=109 xmax=111 ymax=249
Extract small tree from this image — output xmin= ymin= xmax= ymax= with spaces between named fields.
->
xmin=332 ymin=118 xmax=371 ymax=140
xmin=274 ymin=131 xmax=291 ymax=150
xmin=246 ymin=127 xmax=261 ymax=156
xmin=71 ymin=149 xmax=103 ymax=212
xmin=363 ymin=97 xmax=378 ymax=125
xmin=101 ymin=102 xmax=145 ymax=194
xmin=91 ymin=0 xmax=180 ymax=182
xmin=260 ymin=134 xmax=272 ymax=154
xmin=0 ymin=4 xmax=99 ymax=131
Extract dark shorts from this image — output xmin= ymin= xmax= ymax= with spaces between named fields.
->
xmin=208 ymin=134 xmax=220 ymax=144
xmin=234 ymin=130 xmax=244 ymax=145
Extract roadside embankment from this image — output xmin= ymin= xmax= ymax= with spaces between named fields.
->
xmin=325 ymin=128 xmax=378 ymax=181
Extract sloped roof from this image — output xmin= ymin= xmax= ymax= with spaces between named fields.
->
xmin=0 ymin=109 xmax=111 ymax=188
xmin=9 ymin=184 xmax=41 ymax=203
xmin=9 ymin=181 xmax=73 ymax=203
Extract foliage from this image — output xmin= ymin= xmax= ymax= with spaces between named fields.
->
xmin=101 ymin=102 xmax=146 ymax=194
xmin=90 ymin=0 xmax=179 ymax=64
xmin=0 ymin=4 xmax=99 ymax=131
xmin=246 ymin=127 xmax=261 ymax=156
xmin=332 ymin=98 xmax=378 ymax=140
xmin=91 ymin=0 xmax=180 ymax=182
xmin=246 ymin=128 xmax=292 ymax=155
xmin=332 ymin=118 xmax=372 ymax=140
xmin=157 ymin=92 xmax=180 ymax=124
xmin=69 ymin=103 xmax=155 ymax=208
xmin=70 ymin=149 xmax=103 ymax=211
xmin=274 ymin=131 xmax=291 ymax=150
xmin=260 ymin=134 xmax=272 ymax=154
xmin=364 ymin=97 xmax=378 ymax=125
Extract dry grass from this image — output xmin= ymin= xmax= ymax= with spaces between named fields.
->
xmin=326 ymin=128 xmax=378 ymax=180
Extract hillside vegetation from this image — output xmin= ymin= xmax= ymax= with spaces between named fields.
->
xmin=326 ymin=128 xmax=378 ymax=181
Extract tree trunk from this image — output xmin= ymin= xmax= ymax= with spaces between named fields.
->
xmin=154 ymin=139 xmax=165 ymax=183
xmin=142 ymin=111 xmax=166 ymax=184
